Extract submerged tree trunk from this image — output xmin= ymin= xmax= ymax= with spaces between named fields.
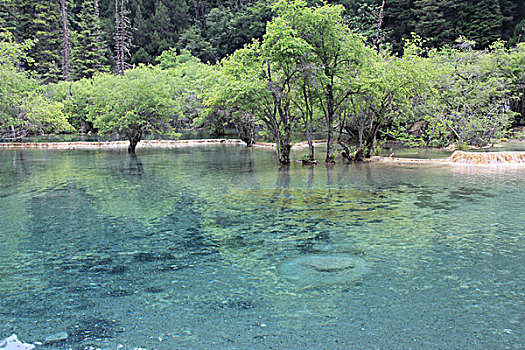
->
xmin=127 ymin=129 xmax=142 ymax=153
xmin=234 ymin=116 xmax=255 ymax=146
xmin=303 ymin=84 xmax=315 ymax=162
xmin=363 ymin=120 xmax=380 ymax=158
xmin=338 ymin=140 xmax=353 ymax=162
xmin=324 ymin=82 xmax=336 ymax=163
xmin=326 ymin=121 xmax=335 ymax=163
xmin=278 ymin=123 xmax=292 ymax=165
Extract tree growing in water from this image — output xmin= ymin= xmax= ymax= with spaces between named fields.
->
xmin=88 ymin=68 xmax=178 ymax=152
xmin=270 ymin=0 xmax=369 ymax=163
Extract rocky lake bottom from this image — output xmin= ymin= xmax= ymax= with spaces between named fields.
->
xmin=0 ymin=146 xmax=523 ymax=349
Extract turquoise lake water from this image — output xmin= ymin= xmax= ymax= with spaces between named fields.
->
xmin=0 ymin=146 xmax=524 ymax=349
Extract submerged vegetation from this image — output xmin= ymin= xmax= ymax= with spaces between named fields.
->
xmin=0 ymin=0 xmax=524 ymax=161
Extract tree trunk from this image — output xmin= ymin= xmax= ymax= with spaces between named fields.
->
xmin=127 ymin=130 xmax=142 ymax=153
xmin=338 ymin=140 xmax=353 ymax=162
xmin=364 ymin=120 xmax=380 ymax=158
xmin=235 ymin=119 xmax=254 ymax=146
xmin=374 ymin=0 xmax=386 ymax=53
xmin=325 ymin=122 xmax=335 ymax=163
xmin=278 ymin=124 xmax=291 ymax=165
xmin=303 ymin=84 xmax=315 ymax=161
xmin=325 ymin=83 xmax=335 ymax=163
xmin=306 ymin=116 xmax=314 ymax=161
xmin=60 ymin=0 xmax=70 ymax=79
xmin=354 ymin=147 xmax=364 ymax=161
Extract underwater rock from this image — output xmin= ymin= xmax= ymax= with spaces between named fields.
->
xmin=43 ymin=332 xmax=68 ymax=344
xmin=0 ymin=334 xmax=35 ymax=350
xmin=69 ymin=317 xmax=121 ymax=342
xmin=279 ymin=255 xmax=367 ymax=288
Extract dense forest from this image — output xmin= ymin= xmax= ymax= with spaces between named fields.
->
xmin=0 ymin=0 xmax=524 ymax=163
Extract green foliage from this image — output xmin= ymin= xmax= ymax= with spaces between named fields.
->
xmin=84 ymin=68 xmax=174 ymax=137
xmin=51 ymin=51 xmax=216 ymax=142
xmin=421 ymin=39 xmax=516 ymax=147
xmin=204 ymin=42 xmax=268 ymax=144
xmin=412 ymin=0 xmax=458 ymax=48
xmin=157 ymin=49 xmax=218 ymax=128
xmin=458 ymin=0 xmax=504 ymax=49
xmin=0 ymin=32 xmax=73 ymax=140
xmin=156 ymin=48 xmax=201 ymax=69
xmin=1 ymin=0 xmax=524 ymax=152
xmin=176 ymin=25 xmax=216 ymax=63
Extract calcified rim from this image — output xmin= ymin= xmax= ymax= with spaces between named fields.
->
xmin=374 ymin=151 xmax=525 ymax=166
xmin=1 ymin=140 xmax=524 ymax=165
xmin=0 ymin=139 xmax=247 ymax=149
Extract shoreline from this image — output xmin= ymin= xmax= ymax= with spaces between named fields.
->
xmin=0 ymin=139 xmax=248 ymax=149
xmin=1 ymin=139 xmax=524 ymax=166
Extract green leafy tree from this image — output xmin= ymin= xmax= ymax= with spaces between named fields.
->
xmin=419 ymin=39 xmax=516 ymax=147
xmin=205 ymin=43 xmax=269 ymax=147
xmin=274 ymin=0 xmax=369 ymax=162
xmin=89 ymin=68 xmax=178 ymax=152
xmin=343 ymin=45 xmax=432 ymax=155
xmin=176 ymin=25 xmax=216 ymax=63
xmin=504 ymin=42 xmax=525 ymax=123
xmin=0 ymin=32 xmax=74 ymax=139
xmin=157 ymin=48 xmax=218 ymax=129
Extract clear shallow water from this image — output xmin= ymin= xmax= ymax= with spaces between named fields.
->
xmin=0 ymin=146 xmax=524 ymax=349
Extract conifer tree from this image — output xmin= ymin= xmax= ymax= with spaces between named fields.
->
xmin=72 ymin=0 xmax=108 ymax=79
xmin=151 ymin=0 xmax=174 ymax=57
xmin=459 ymin=0 xmax=504 ymax=48
xmin=131 ymin=3 xmax=150 ymax=64
xmin=0 ymin=0 xmax=17 ymax=34
xmin=32 ymin=1 xmax=62 ymax=83
xmin=413 ymin=0 xmax=457 ymax=48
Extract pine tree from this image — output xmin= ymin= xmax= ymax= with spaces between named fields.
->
xmin=151 ymin=0 xmax=174 ymax=56
xmin=459 ymin=0 xmax=504 ymax=48
xmin=131 ymin=3 xmax=151 ymax=64
xmin=92 ymin=0 xmax=108 ymax=70
xmin=413 ymin=0 xmax=458 ymax=48
xmin=72 ymin=0 xmax=109 ymax=79
xmin=191 ymin=0 xmax=208 ymax=29
xmin=0 ymin=0 xmax=17 ymax=34
xmin=32 ymin=1 xmax=63 ymax=83
xmin=499 ymin=0 xmax=519 ymax=41
xmin=384 ymin=0 xmax=416 ymax=52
